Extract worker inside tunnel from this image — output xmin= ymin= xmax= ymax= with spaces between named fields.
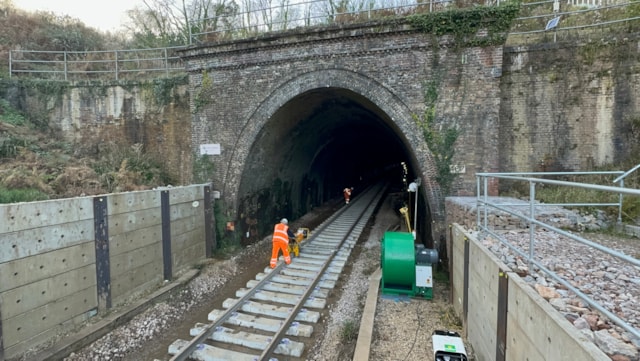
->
xmin=236 ymin=86 xmax=434 ymax=247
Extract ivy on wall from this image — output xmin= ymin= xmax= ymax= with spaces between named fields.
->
xmin=141 ymin=75 xmax=189 ymax=107
xmin=194 ymin=69 xmax=213 ymax=113
xmin=413 ymin=77 xmax=460 ymax=196
xmin=407 ymin=3 xmax=520 ymax=46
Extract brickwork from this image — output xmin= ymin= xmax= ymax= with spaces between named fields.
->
xmin=181 ymin=20 xmax=504 ymax=241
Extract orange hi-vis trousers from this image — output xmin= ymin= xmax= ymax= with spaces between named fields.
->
xmin=270 ymin=240 xmax=291 ymax=268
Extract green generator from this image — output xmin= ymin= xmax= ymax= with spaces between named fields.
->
xmin=380 ymin=231 xmax=438 ymax=299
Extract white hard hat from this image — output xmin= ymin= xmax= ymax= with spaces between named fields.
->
xmin=281 ymin=218 xmax=288 ymax=224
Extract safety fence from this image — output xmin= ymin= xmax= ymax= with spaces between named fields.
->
xmin=189 ymin=0 xmax=455 ymax=43
xmin=509 ymin=0 xmax=640 ymax=43
xmin=7 ymin=0 xmax=640 ymax=79
xmin=8 ymin=46 xmax=186 ymax=81
xmin=475 ymin=169 xmax=640 ymax=340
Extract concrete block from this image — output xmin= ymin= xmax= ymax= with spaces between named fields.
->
xmin=0 ymin=219 xmax=94 ymax=263
xmin=108 ymin=224 xmax=162 ymax=257
xmin=168 ymin=185 xmax=204 ymax=205
xmin=3 ymin=286 xmax=97 ymax=348
xmin=110 ymin=242 xmax=162 ymax=279
xmin=108 ymin=207 xmax=163 ymax=235
xmin=173 ymin=238 xmax=206 ymax=272
xmin=0 ymin=264 xmax=96 ymax=319
xmin=0 ymin=197 xmax=93 ymax=233
xmin=0 ymin=241 xmax=95 ymax=293
xmin=170 ymin=216 xmax=202 ymax=237
xmin=170 ymin=201 xmax=202 ymax=221
xmin=172 ymin=226 xmax=205 ymax=251
xmin=507 ymin=274 xmax=610 ymax=361
xmin=4 ymin=308 xmax=92 ymax=360
xmin=107 ymin=190 xmax=162 ymax=215
xmin=111 ymin=260 xmax=163 ymax=301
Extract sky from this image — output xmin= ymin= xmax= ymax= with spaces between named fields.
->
xmin=12 ymin=0 xmax=147 ymax=32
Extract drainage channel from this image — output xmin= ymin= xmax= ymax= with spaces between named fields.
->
xmin=163 ymin=184 xmax=387 ymax=361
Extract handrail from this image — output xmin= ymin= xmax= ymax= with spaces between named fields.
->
xmin=9 ymin=46 xmax=187 ymax=81
xmin=612 ymin=164 xmax=640 ymax=225
xmin=9 ymin=0 xmax=640 ymax=80
xmin=475 ymin=171 xmax=640 ymax=340
xmin=613 ymin=164 xmax=640 ymax=184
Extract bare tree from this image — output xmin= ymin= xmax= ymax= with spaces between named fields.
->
xmin=125 ymin=0 xmax=239 ymax=47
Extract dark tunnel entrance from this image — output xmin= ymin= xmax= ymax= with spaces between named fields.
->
xmin=237 ymin=87 xmax=431 ymax=246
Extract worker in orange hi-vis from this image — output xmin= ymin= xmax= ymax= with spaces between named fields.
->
xmin=270 ymin=218 xmax=294 ymax=268
xmin=343 ymin=187 xmax=353 ymax=204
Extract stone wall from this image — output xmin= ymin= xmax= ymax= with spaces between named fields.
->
xmin=500 ymin=39 xmax=640 ymax=176
xmin=10 ymin=78 xmax=193 ymax=186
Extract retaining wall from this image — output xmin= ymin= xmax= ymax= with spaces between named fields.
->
xmin=447 ymin=223 xmax=609 ymax=360
xmin=0 ymin=184 xmax=214 ymax=360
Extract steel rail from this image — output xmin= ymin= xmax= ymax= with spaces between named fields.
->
xmin=259 ymin=184 xmax=385 ymax=360
xmin=167 ymin=183 xmax=386 ymax=361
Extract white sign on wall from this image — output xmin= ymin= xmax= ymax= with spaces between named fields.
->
xmin=199 ymin=144 xmax=221 ymax=155
xmin=449 ymin=164 xmax=466 ymax=174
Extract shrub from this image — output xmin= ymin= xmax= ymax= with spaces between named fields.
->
xmin=0 ymin=186 xmax=49 ymax=203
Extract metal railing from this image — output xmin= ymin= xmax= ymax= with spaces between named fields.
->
xmin=613 ymin=164 xmax=640 ymax=224
xmin=7 ymin=0 xmax=640 ymax=79
xmin=189 ymin=0 xmax=454 ymax=43
xmin=510 ymin=0 xmax=640 ymax=42
xmin=476 ymin=170 xmax=640 ymax=340
xmin=9 ymin=46 xmax=186 ymax=81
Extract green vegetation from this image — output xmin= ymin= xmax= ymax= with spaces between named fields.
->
xmin=407 ymin=3 xmax=520 ymax=46
xmin=439 ymin=305 xmax=463 ymax=328
xmin=212 ymin=200 xmax=243 ymax=257
xmin=434 ymin=268 xmax=450 ymax=285
xmin=0 ymin=99 xmax=26 ymax=126
xmin=0 ymin=186 xmax=49 ymax=203
xmin=503 ymin=166 xmax=640 ymax=224
xmin=193 ymin=154 xmax=215 ymax=184
xmin=92 ymin=143 xmax=173 ymax=193
xmin=194 ymin=70 xmax=214 ymax=113
xmin=535 ymin=180 xmax=640 ymax=224
xmin=340 ymin=319 xmax=359 ymax=343
xmin=143 ymin=76 xmax=190 ymax=107
xmin=413 ymin=78 xmax=460 ymax=196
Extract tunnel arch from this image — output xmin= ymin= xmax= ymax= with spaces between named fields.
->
xmin=226 ymin=68 xmax=443 ymax=244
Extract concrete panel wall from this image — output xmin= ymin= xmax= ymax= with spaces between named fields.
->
xmin=450 ymin=225 xmax=467 ymax=319
xmin=506 ymin=275 xmax=609 ymax=361
xmin=0 ymin=197 xmax=97 ymax=359
xmin=449 ymin=224 xmax=609 ymax=360
xmin=0 ymin=184 xmax=212 ymax=360
xmin=465 ymin=235 xmax=501 ymax=360
xmin=107 ymin=191 xmax=165 ymax=306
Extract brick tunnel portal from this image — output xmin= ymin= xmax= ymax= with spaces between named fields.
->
xmin=237 ymin=86 xmax=431 ymax=245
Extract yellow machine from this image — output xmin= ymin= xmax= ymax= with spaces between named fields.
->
xmin=399 ymin=206 xmax=412 ymax=233
xmin=289 ymin=228 xmax=309 ymax=257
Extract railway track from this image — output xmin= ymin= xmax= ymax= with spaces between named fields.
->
xmin=164 ymin=184 xmax=387 ymax=361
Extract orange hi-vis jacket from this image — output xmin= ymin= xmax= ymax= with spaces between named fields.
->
xmin=272 ymin=223 xmax=289 ymax=245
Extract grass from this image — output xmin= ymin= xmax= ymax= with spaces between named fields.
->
xmin=0 ymin=186 xmax=49 ymax=203
xmin=502 ymin=168 xmax=640 ymax=225
xmin=213 ymin=236 xmax=243 ymax=259
xmin=439 ymin=305 xmax=463 ymax=328
xmin=340 ymin=319 xmax=359 ymax=343
xmin=434 ymin=269 xmax=450 ymax=285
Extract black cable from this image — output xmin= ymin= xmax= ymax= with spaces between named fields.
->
xmin=401 ymin=299 xmax=422 ymax=361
